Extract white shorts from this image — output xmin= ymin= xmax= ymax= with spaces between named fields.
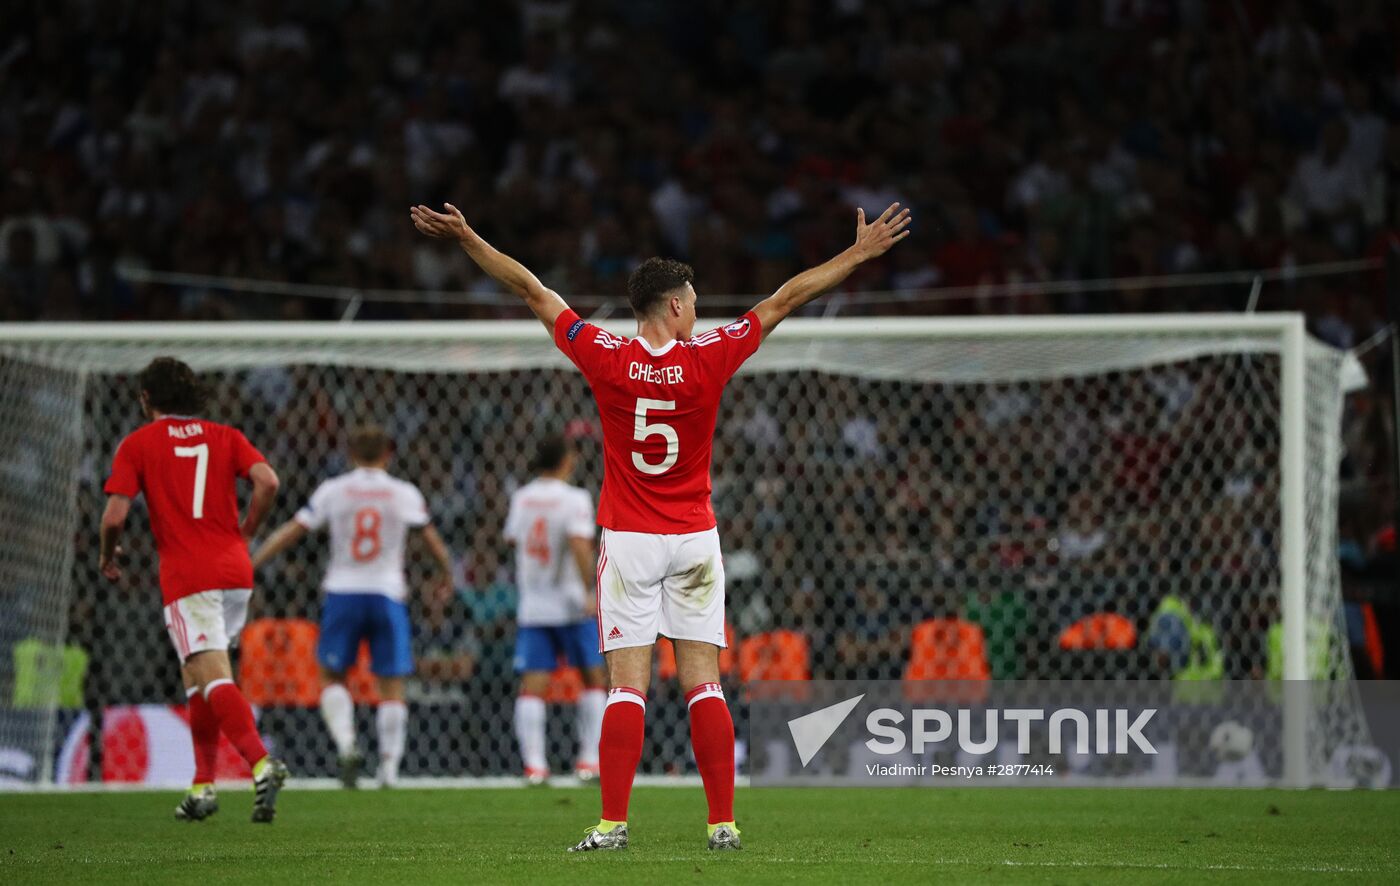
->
xmin=163 ymin=589 xmax=253 ymax=663
xmin=597 ymin=528 xmax=726 ymax=653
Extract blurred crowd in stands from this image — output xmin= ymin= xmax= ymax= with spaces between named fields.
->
xmin=1 ymin=1 xmax=1397 ymax=323
xmin=4 ymin=0 xmax=1396 ymax=683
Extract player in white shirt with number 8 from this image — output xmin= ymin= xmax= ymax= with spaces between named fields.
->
xmin=254 ymin=425 xmax=452 ymax=788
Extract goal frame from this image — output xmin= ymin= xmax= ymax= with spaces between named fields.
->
xmin=0 ymin=312 xmax=1317 ymax=785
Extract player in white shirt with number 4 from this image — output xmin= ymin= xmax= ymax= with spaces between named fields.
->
xmin=504 ymin=435 xmax=606 ymax=785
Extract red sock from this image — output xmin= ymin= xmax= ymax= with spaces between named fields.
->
xmin=686 ymin=682 xmax=734 ymax=824
xmin=599 ymin=687 xmax=646 ymax=822
xmin=187 ymin=688 xmax=220 ymax=785
xmin=205 ymin=679 xmax=268 ymax=767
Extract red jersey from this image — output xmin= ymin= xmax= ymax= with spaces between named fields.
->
xmin=554 ymin=309 xmax=763 ymax=534
xmin=104 ymin=416 xmax=266 ymax=605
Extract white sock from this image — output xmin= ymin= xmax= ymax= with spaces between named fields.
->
xmin=576 ymin=689 xmax=605 ymax=768
xmin=376 ymin=701 xmax=407 ymax=784
xmin=514 ymin=694 xmax=548 ymax=772
xmin=319 ymin=683 xmax=356 ymax=758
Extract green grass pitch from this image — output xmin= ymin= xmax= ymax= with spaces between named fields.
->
xmin=2 ymin=786 xmax=1397 ymax=884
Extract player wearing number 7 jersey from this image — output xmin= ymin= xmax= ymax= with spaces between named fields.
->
xmin=252 ymin=425 xmax=452 ymax=789
xmin=411 ymin=198 xmax=912 ymax=851
xmin=100 ymin=357 xmax=289 ymax=822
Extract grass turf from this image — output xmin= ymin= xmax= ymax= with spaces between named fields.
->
xmin=1 ymin=786 xmax=1397 ymax=884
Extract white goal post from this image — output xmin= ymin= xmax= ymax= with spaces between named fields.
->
xmin=0 ymin=313 xmax=1364 ymax=787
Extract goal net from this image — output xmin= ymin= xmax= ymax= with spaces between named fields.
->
xmin=0 ymin=314 xmax=1366 ymax=786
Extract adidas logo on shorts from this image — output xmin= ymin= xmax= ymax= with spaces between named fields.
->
xmin=607 ymin=626 xmax=623 ymax=640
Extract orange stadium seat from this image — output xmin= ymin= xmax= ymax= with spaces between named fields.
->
xmin=239 ymin=617 xmax=380 ymax=707
xmin=1058 ymin=613 xmax=1138 ymax=651
xmin=904 ymin=618 xmax=991 ymax=682
xmin=239 ymin=618 xmax=320 ymax=707
xmin=903 ymin=618 xmax=991 ymax=704
xmin=738 ymin=630 xmax=811 ymax=682
xmin=546 ymin=664 xmax=584 ymax=704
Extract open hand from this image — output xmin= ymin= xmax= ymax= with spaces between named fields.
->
xmin=410 ymin=203 xmax=472 ymax=242
xmin=852 ymin=202 xmax=912 ymax=262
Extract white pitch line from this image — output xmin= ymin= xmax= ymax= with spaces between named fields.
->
xmin=0 ymin=774 xmax=712 ymax=794
xmin=996 ymin=859 xmax=1380 ymax=874
xmin=633 ymin=856 xmax=1385 ymax=874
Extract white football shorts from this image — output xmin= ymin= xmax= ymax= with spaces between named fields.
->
xmin=596 ymin=528 xmax=726 ymax=652
xmin=163 ymin=589 xmax=253 ymax=663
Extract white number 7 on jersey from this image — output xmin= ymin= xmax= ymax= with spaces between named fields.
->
xmin=174 ymin=443 xmax=209 ymax=518
xmin=632 ymin=398 xmax=678 ymax=475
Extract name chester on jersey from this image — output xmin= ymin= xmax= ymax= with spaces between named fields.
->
xmin=628 ymin=362 xmax=685 ymax=385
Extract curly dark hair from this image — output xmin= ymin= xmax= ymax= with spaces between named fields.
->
xmin=138 ymin=356 xmax=206 ymax=416
xmin=626 ymin=257 xmax=694 ymax=318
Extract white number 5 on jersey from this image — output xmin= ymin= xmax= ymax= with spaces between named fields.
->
xmin=632 ymin=398 xmax=678 ymax=475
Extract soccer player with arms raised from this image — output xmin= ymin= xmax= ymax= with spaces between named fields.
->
xmin=99 ymin=357 xmax=289 ymax=822
xmin=412 ymin=199 xmax=911 ymax=851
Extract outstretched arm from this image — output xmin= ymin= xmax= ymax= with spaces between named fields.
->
xmin=751 ymin=202 xmax=911 ymax=339
xmin=251 ymin=518 xmax=307 ymax=569
xmin=410 ymin=203 xmax=570 ymax=331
